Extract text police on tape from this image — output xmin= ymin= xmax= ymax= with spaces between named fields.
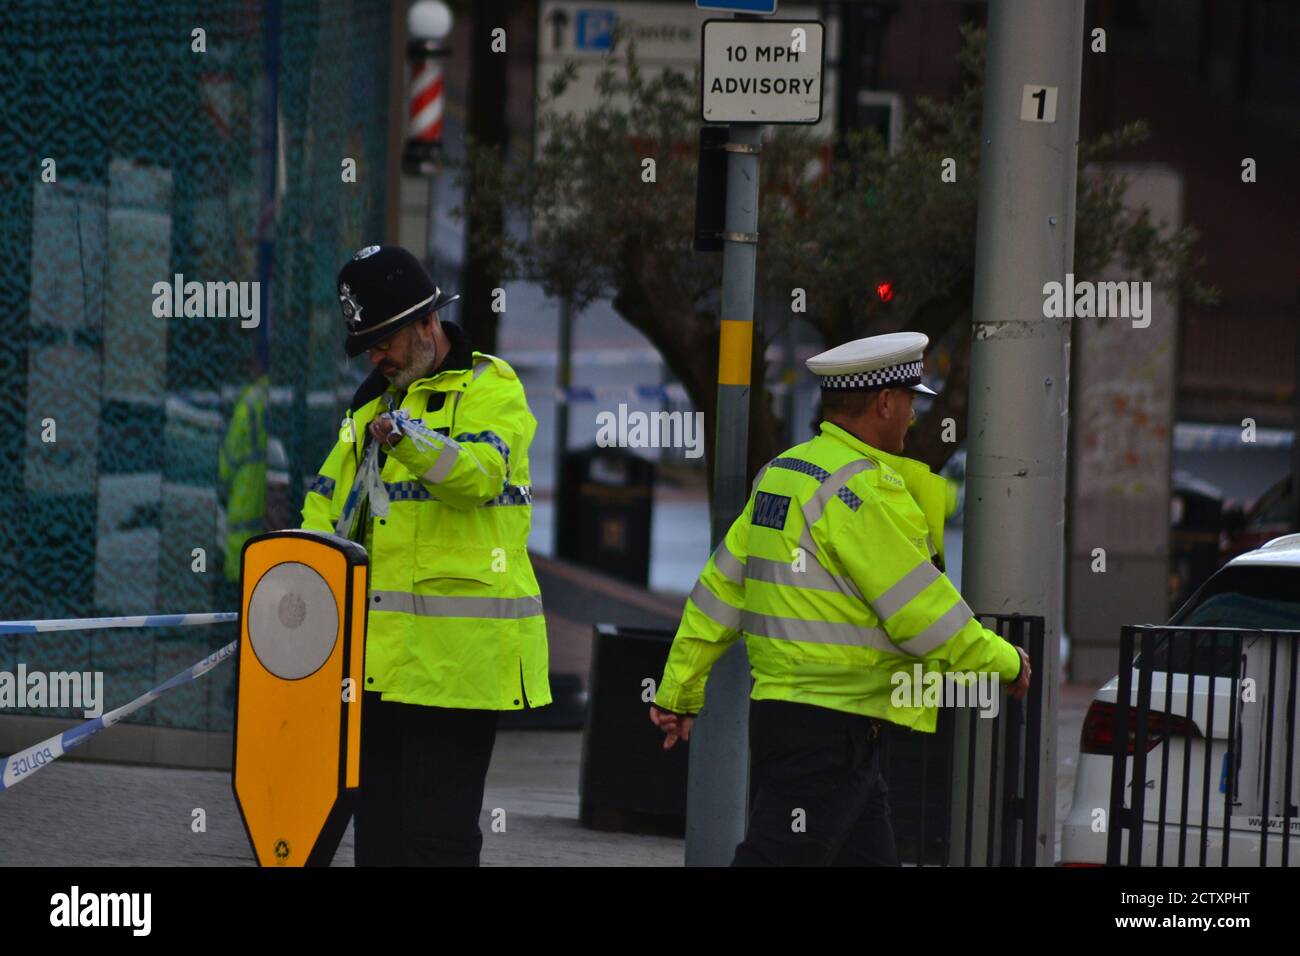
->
xmin=701 ymin=19 xmax=825 ymax=124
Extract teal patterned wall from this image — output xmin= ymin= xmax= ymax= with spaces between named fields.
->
xmin=0 ymin=0 xmax=392 ymax=732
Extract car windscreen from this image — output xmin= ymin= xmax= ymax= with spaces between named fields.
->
xmin=1176 ymin=565 xmax=1300 ymax=629
xmin=1146 ymin=565 xmax=1300 ymax=676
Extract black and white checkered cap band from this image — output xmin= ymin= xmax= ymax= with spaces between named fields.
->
xmin=818 ymin=360 xmax=924 ymax=391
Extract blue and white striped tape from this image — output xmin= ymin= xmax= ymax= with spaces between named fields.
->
xmin=0 ymin=639 xmax=239 ymax=791
xmin=0 ymin=611 xmax=237 ymax=636
xmin=1173 ymin=422 xmax=1294 ymax=452
xmin=553 ymin=384 xmax=690 ymax=403
xmin=550 ymin=382 xmax=798 ymax=402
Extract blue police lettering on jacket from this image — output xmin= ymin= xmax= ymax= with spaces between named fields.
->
xmin=753 ymin=491 xmax=792 ymax=531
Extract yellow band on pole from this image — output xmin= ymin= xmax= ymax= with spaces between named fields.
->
xmin=718 ymin=319 xmax=753 ymax=386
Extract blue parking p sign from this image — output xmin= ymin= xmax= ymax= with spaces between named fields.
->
xmin=696 ymin=0 xmax=778 ymax=14
xmin=576 ymin=9 xmax=617 ymax=50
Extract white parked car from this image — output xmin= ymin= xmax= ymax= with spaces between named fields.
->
xmin=1061 ymin=533 xmax=1300 ymax=866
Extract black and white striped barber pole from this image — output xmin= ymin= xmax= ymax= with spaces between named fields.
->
xmin=402 ymin=1 xmax=454 ymax=175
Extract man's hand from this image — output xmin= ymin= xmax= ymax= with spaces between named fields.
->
xmin=367 ymin=415 xmax=401 ymax=447
xmin=649 ymin=704 xmax=695 ymax=751
xmin=1006 ymin=646 xmax=1032 ymax=701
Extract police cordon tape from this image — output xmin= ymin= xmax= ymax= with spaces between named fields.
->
xmin=0 ymin=611 xmax=237 ymax=635
xmin=335 ymin=404 xmax=484 ymax=539
xmin=0 ymin=611 xmax=239 ymax=790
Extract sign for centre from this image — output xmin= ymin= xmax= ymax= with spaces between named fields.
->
xmin=700 ymin=19 xmax=825 ymax=124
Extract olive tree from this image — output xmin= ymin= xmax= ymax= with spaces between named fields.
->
xmin=454 ymin=25 xmax=1216 ymax=486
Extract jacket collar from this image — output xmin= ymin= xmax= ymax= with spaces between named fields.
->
xmin=817 ymin=421 xmax=929 ymax=472
xmin=819 ymin=420 xmax=949 ymax=564
xmin=406 ymin=319 xmax=475 ymax=391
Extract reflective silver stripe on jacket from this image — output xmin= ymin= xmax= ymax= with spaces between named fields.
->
xmin=801 ymin=458 xmax=876 ymax=531
xmin=710 ymin=539 xmax=745 ymax=585
xmin=744 ymin=554 xmax=864 ymax=602
xmin=370 ymin=591 xmax=543 ymax=619
xmin=740 ymin=610 xmax=901 ymax=655
xmin=766 ymin=457 xmax=875 ymax=561
xmin=897 ymin=598 xmax=974 ymax=657
xmin=689 ymin=579 xmax=742 ymax=629
xmin=749 ymin=455 xmax=877 ymax=605
xmin=421 ymin=444 xmax=459 ymax=483
xmin=871 ymin=559 xmax=942 ymax=621
xmin=747 ymin=454 xmax=966 ymax=659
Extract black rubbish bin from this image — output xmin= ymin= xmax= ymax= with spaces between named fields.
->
xmin=556 ymin=446 xmax=654 ymax=587
xmin=578 ymin=624 xmax=687 ymax=835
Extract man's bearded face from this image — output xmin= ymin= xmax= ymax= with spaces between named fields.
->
xmin=370 ymin=319 xmax=438 ymax=390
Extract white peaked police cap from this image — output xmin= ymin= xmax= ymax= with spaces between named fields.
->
xmin=806 ymin=331 xmax=937 ymax=396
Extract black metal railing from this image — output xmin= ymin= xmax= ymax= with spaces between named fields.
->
xmin=881 ymin=613 xmax=1046 ymax=866
xmin=1107 ymin=625 xmax=1299 ymax=866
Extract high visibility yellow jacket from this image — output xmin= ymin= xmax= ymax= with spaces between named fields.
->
xmin=219 ymin=375 xmax=269 ymax=583
xmin=301 ymin=335 xmax=550 ymax=711
xmin=655 ymin=421 xmax=1020 ymax=731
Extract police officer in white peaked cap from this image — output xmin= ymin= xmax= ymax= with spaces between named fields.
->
xmin=650 ymin=330 xmax=1030 ymax=866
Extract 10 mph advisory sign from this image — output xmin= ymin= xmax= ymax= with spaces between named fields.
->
xmin=701 ymin=19 xmax=824 ymax=124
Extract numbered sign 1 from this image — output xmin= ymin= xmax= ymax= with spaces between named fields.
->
xmin=1020 ymin=84 xmax=1058 ymax=123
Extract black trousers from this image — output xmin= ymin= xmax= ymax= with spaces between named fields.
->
xmin=354 ymin=691 xmax=499 ymax=866
xmin=732 ymin=699 xmax=899 ymax=866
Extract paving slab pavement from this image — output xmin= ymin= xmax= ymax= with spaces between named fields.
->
xmin=0 ymin=730 xmax=683 ymax=867
xmin=2 ymin=685 xmax=1096 ymax=866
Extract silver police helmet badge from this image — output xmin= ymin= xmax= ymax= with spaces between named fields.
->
xmin=353 ymin=245 xmax=381 ymax=260
xmin=339 ymin=282 xmax=364 ymax=330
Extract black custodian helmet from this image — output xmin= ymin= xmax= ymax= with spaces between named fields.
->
xmin=337 ymin=244 xmax=461 ymax=357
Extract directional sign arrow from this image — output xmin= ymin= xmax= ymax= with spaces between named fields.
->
xmin=547 ymin=8 xmax=570 ymax=52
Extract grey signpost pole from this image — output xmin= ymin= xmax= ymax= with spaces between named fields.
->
xmin=954 ymin=0 xmax=1083 ymax=865
xmin=552 ymin=297 xmax=573 ymax=553
xmin=685 ymin=117 xmax=761 ymax=867
xmin=685 ymin=6 xmax=823 ymax=868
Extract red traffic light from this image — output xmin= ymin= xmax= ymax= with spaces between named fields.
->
xmin=875 ymin=282 xmax=895 ymax=302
